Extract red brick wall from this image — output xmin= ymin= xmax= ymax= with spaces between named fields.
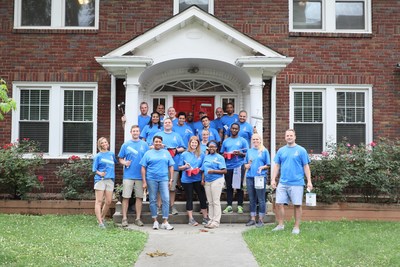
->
xmin=1 ymin=1 xmax=399 ymax=194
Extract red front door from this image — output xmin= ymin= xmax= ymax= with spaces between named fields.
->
xmin=173 ymin=96 xmax=214 ymax=121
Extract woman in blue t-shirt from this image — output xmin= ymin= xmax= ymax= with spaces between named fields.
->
xmin=244 ymin=133 xmax=271 ymax=228
xmin=140 ymin=112 xmax=163 ymax=145
xmin=92 ymin=137 xmax=118 ymax=228
xmin=140 ymin=135 xmax=175 ymax=230
xmin=201 ymin=140 xmax=227 ymax=228
xmin=179 ymin=136 xmax=208 ymax=226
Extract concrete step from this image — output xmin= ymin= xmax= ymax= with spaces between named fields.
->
xmin=112 ymin=201 xmax=275 ymax=224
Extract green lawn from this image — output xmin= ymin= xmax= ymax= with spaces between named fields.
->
xmin=243 ymin=220 xmax=400 ymax=267
xmin=0 ymin=214 xmax=147 ymax=267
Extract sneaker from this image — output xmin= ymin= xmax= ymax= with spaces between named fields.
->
xmin=98 ymin=223 xmax=106 ymax=229
xmin=134 ymin=219 xmax=144 ymax=227
xmin=272 ymin=225 xmax=285 ymax=231
xmin=161 ymin=222 xmax=174 ymax=230
xmin=188 ymin=218 xmax=199 ymax=226
xmin=237 ymin=206 xmax=244 ymax=214
xmin=256 ymin=221 xmax=264 ymax=228
xmin=292 ymin=228 xmax=300 ymax=235
xmin=171 ymin=206 xmax=179 ymax=215
xmin=121 ymin=219 xmax=128 ymax=227
xmin=223 ymin=206 xmax=233 ymax=214
xmin=202 ymin=218 xmax=210 ymax=225
xmin=153 ymin=221 xmax=159 ymax=230
xmin=245 ymin=220 xmax=256 ymax=226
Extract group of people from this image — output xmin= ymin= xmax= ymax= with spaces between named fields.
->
xmin=93 ymin=101 xmax=313 ymax=234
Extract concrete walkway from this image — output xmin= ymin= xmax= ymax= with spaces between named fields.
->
xmin=129 ymin=223 xmax=259 ymax=267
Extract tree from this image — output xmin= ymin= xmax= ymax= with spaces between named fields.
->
xmin=0 ymin=78 xmax=16 ymax=120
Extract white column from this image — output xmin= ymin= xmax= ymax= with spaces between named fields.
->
xmin=270 ymin=76 xmax=277 ymax=160
xmin=109 ymin=75 xmax=116 ymax=153
xmin=124 ymin=68 xmax=143 ymax=142
xmin=246 ymin=69 xmax=264 ymax=138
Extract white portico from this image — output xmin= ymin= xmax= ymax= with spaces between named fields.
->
xmin=96 ymin=6 xmax=293 ymax=150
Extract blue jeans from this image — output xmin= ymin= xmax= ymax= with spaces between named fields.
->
xmin=147 ymin=179 xmax=170 ymax=219
xmin=246 ymin=177 xmax=266 ymax=217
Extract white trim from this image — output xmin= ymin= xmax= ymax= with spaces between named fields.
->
xmin=12 ymin=82 xmax=98 ymax=159
xmin=173 ymin=0 xmax=214 ymax=15
xmin=289 ymin=84 xmax=373 ymax=152
xmin=289 ymin=0 xmax=372 ymax=34
xmin=270 ymin=76 xmax=277 ymax=160
xmin=14 ymin=0 xmax=100 ymax=30
xmin=110 ymin=75 xmax=116 ymax=153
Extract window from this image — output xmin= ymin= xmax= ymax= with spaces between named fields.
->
xmin=173 ymin=0 xmax=214 ymax=15
xmin=221 ymin=98 xmax=236 ymax=114
xmin=290 ymin=85 xmax=372 ymax=154
xmin=12 ymin=83 xmax=98 ymax=158
xmin=14 ymin=0 xmax=99 ymax=29
xmin=290 ymin=0 xmax=371 ymax=33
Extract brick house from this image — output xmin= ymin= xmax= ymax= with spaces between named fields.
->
xmin=1 ymin=0 xmax=399 ymax=193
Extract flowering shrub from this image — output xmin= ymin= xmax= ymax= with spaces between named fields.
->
xmin=0 ymin=139 xmax=46 ymax=199
xmin=55 ymin=155 xmax=94 ymax=199
xmin=311 ymin=138 xmax=400 ymax=203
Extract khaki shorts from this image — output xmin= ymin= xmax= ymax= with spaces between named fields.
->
xmin=94 ymin=179 xmax=114 ymax=192
xmin=122 ymin=179 xmax=144 ymax=198
xmin=169 ymin=171 xmax=179 ymax=191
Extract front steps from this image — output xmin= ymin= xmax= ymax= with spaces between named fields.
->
xmin=113 ymin=201 xmax=275 ymax=224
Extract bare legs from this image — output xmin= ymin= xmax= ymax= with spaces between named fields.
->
xmin=95 ymin=189 xmax=113 ymax=224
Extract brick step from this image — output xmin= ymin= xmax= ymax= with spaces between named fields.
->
xmin=112 ymin=201 xmax=275 ymax=224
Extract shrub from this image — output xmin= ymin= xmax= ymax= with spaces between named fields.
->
xmin=55 ymin=155 xmax=94 ymax=200
xmin=0 ymin=139 xmax=46 ymax=199
xmin=310 ymin=138 xmax=400 ymax=203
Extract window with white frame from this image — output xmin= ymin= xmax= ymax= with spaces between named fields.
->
xmin=291 ymin=85 xmax=371 ymax=153
xmin=173 ymin=0 xmax=214 ymax=15
xmin=290 ymin=0 xmax=371 ymax=33
xmin=13 ymin=83 xmax=97 ymax=157
xmin=14 ymin=0 xmax=99 ymax=29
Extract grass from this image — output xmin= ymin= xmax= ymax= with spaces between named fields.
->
xmin=243 ymin=220 xmax=400 ymax=267
xmin=0 ymin=214 xmax=147 ymax=267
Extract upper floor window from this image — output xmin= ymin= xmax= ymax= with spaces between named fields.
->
xmin=290 ymin=0 xmax=371 ymax=33
xmin=173 ymin=0 xmax=214 ymax=15
xmin=12 ymin=83 xmax=98 ymax=158
xmin=14 ymin=0 xmax=99 ymax=29
xmin=290 ymin=85 xmax=372 ymax=154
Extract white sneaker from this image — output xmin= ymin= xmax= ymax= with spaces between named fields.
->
xmin=160 ymin=222 xmax=174 ymax=230
xmin=292 ymin=228 xmax=300 ymax=235
xmin=272 ymin=225 xmax=285 ymax=231
xmin=152 ymin=221 xmax=159 ymax=230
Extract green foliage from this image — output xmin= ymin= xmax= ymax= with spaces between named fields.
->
xmin=0 ymin=139 xmax=46 ymax=199
xmin=244 ymin=220 xmax=400 ymax=267
xmin=0 ymin=214 xmax=147 ymax=266
xmin=55 ymin=155 xmax=94 ymax=199
xmin=311 ymin=138 xmax=400 ymax=203
xmin=0 ymin=78 xmax=17 ymax=120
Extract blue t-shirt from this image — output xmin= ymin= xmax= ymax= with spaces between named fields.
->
xmin=138 ymin=115 xmax=150 ymax=131
xmin=201 ymin=153 xmax=226 ymax=182
xmin=154 ymin=131 xmax=186 ymax=171
xmin=140 ymin=124 xmax=163 ymax=145
xmin=200 ymin=143 xmax=208 ymax=153
xmin=220 ymin=136 xmax=249 ymax=169
xmin=118 ymin=139 xmax=149 ymax=180
xmin=274 ymin=144 xmax=310 ymax=186
xmin=173 ymin=123 xmax=194 ymax=146
xmin=212 ymin=118 xmax=223 ymax=132
xmin=197 ymin=128 xmax=221 ymax=143
xmin=179 ymin=151 xmax=204 ymax=183
xmin=220 ymin=114 xmax=239 ymax=134
xmin=245 ymin=147 xmax=271 ymax=178
xmin=139 ymin=149 xmax=175 ymax=181
xmin=193 ymin=121 xmax=203 ymax=136
xmin=92 ymin=151 xmax=118 ymax=183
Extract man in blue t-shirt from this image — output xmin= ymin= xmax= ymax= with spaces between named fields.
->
xmin=221 ymin=102 xmax=239 ymax=139
xmin=138 ymin=102 xmax=150 ymax=131
xmin=271 ymin=129 xmax=313 ymax=235
xmin=118 ymin=125 xmax=149 ymax=227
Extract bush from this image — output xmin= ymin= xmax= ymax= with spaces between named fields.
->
xmin=0 ymin=139 xmax=46 ymax=199
xmin=55 ymin=155 xmax=94 ymax=200
xmin=311 ymin=138 xmax=400 ymax=203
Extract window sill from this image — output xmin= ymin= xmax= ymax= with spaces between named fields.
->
xmin=289 ymin=31 xmax=373 ymax=38
xmin=13 ymin=28 xmax=99 ymax=34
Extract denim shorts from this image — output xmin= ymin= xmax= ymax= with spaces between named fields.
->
xmin=275 ymin=184 xmax=304 ymax=205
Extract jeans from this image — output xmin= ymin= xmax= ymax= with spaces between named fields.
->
xmin=204 ymin=177 xmax=224 ymax=226
xmin=224 ymin=166 xmax=244 ymax=206
xmin=246 ymin=177 xmax=267 ymax=217
xmin=147 ymin=179 xmax=169 ymax=219
xmin=182 ymin=181 xmax=207 ymax=211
